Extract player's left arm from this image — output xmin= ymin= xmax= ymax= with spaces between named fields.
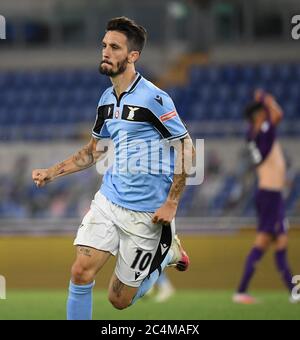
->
xmin=152 ymin=135 xmax=195 ymax=225
xmin=255 ymin=89 xmax=284 ymax=125
xmin=264 ymin=93 xmax=284 ymax=125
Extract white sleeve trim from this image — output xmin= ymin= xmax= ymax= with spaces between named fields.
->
xmin=166 ymin=132 xmax=188 ymax=141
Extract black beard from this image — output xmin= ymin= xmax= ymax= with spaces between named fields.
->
xmin=99 ymin=58 xmax=128 ymax=77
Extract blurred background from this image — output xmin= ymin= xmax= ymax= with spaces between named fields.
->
xmin=0 ymin=0 xmax=300 ymax=318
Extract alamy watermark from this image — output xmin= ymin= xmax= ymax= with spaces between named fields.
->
xmin=291 ymin=15 xmax=300 ymax=40
xmin=291 ymin=275 xmax=300 ymax=302
xmin=95 ymin=134 xmax=204 ymax=186
xmin=0 ymin=15 xmax=6 ymax=40
xmin=0 ymin=275 xmax=6 ymax=299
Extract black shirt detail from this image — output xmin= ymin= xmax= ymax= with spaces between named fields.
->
xmin=93 ymin=104 xmax=114 ymax=136
xmin=121 ymin=105 xmax=172 ymax=139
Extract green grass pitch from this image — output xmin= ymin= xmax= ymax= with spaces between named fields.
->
xmin=0 ymin=290 xmax=299 ymax=320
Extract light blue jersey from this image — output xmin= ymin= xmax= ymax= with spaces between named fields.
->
xmin=92 ymin=73 xmax=188 ymax=212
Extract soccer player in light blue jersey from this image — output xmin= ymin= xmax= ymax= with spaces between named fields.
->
xmin=32 ymin=17 xmax=193 ymax=320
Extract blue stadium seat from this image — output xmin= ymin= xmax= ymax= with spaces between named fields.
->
xmin=277 ymin=64 xmax=293 ymax=82
xmin=220 ymin=65 xmax=240 ymax=85
xmin=1 ymin=63 xmax=300 ymax=139
xmin=258 ymin=64 xmax=275 ymax=82
xmin=284 ymin=101 xmax=297 ymax=119
xmin=240 ymin=65 xmax=257 ymax=83
xmin=210 ymin=176 xmax=237 ymax=216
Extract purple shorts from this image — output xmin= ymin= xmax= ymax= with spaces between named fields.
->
xmin=255 ymin=189 xmax=289 ymax=236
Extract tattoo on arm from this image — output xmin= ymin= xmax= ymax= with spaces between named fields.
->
xmin=168 ymin=140 xmax=187 ymax=203
xmin=48 ymin=138 xmax=105 ymax=181
xmin=72 ymin=146 xmax=95 ymax=168
xmin=168 ymin=172 xmax=187 ymax=203
xmin=167 ymin=138 xmax=194 ymax=203
xmin=53 ymin=162 xmax=67 ymax=175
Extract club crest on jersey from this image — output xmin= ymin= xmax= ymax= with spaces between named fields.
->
xmin=115 ymin=110 xmax=120 ymax=119
xmin=127 ymin=107 xmax=139 ymax=120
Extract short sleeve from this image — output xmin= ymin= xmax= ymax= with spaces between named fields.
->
xmin=92 ymin=95 xmax=111 ymax=139
xmin=150 ymin=92 xmax=188 ymax=141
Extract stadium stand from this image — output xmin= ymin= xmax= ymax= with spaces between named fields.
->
xmin=0 ymin=64 xmax=300 ymax=218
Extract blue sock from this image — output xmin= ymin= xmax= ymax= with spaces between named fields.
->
xmin=131 ymin=251 xmax=173 ymax=305
xmin=157 ymin=271 xmax=168 ymax=287
xmin=67 ymin=281 xmax=95 ymax=320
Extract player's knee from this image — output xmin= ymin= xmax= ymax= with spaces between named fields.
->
xmin=255 ymin=234 xmax=271 ymax=250
xmin=108 ymin=295 xmax=131 ymax=310
xmin=256 ymin=243 xmax=268 ymax=251
xmin=275 ymin=236 xmax=288 ymax=251
xmin=71 ymin=263 xmax=95 ymax=285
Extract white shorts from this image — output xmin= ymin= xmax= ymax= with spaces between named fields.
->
xmin=74 ymin=192 xmax=175 ymax=287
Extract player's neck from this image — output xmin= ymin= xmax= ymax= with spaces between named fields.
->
xmin=111 ymin=66 xmax=137 ymax=98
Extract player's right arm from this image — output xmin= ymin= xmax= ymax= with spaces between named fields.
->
xmin=255 ymin=89 xmax=284 ymax=125
xmin=32 ymin=137 xmax=106 ymax=188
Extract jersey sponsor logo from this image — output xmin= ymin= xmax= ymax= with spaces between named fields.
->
xmin=135 ymin=272 xmax=142 ymax=280
xmin=127 ymin=107 xmax=140 ymax=120
xmin=160 ymin=243 xmax=169 ymax=255
xmin=160 ymin=110 xmax=177 ymax=123
xmin=155 ymin=95 xmax=163 ymax=106
xmin=107 ymin=107 xmax=112 ymax=117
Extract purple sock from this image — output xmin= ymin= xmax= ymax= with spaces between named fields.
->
xmin=275 ymin=249 xmax=294 ymax=292
xmin=237 ymin=247 xmax=264 ymax=293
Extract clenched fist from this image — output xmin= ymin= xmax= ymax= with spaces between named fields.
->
xmin=32 ymin=169 xmax=52 ymax=188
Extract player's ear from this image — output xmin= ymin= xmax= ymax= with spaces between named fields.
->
xmin=128 ymin=51 xmax=140 ymax=64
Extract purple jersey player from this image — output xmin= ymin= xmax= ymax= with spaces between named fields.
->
xmin=233 ymin=90 xmax=296 ymax=304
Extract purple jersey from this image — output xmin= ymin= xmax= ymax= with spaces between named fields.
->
xmin=247 ymin=120 xmax=276 ymax=166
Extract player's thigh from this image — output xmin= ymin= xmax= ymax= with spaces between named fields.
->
xmin=254 ymin=232 xmax=273 ymax=250
xmin=72 ymin=245 xmax=111 ymax=275
xmin=74 ymin=200 xmax=119 ymax=257
xmin=108 ymin=273 xmax=138 ymax=309
xmin=72 ymin=197 xmax=119 ymax=280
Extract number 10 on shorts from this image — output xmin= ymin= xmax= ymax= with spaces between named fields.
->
xmin=131 ymin=250 xmax=152 ymax=271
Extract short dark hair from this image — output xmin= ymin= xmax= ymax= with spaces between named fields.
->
xmin=106 ymin=17 xmax=147 ymax=53
xmin=244 ymin=102 xmax=265 ymax=122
